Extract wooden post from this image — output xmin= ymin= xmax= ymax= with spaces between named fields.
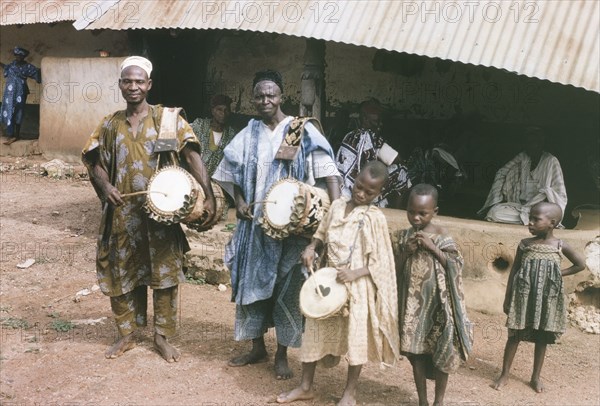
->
xmin=300 ymin=39 xmax=326 ymax=121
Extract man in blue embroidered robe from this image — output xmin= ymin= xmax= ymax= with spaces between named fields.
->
xmin=213 ymin=70 xmax=340 ymax=379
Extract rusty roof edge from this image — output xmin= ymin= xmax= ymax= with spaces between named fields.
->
xmin=72 ymin=0 xmax=120 ymax=30
xmin=71 ymin=0 xmax=600 ymax=94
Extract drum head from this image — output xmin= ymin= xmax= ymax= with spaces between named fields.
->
xmin=300 ymin=267 xmax=348 ymax=319
xmin=264 ymin=180 xmax=301 ymax=227
xmin=148 ymin=169 xmax=193 ymax=212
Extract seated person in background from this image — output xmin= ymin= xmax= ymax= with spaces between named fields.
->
xmin=406 ymin=128 xmax=465 ymax=198
xmin=336 ymin=99 xmax=411 ymax=208
xmin=478 ymin=126 xmax=567 ymax=225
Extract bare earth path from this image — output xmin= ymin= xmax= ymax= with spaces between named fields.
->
xmin=1 ymin=157 xmax=598 ymax=405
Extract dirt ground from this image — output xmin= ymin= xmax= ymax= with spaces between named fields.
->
xmin=0 ymin=156 xmax=599 ymax=406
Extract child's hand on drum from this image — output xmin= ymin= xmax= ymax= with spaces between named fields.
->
xmin=301 ymin=245 xmax=317 ymax=269
xmin=337 ymin=269 xmax=355 ymax=283
xmin=337 ymin=266 xmax=370 ymax=282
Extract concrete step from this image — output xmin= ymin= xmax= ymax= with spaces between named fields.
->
xmin=0 ymin=137 xmax=42 ymax=157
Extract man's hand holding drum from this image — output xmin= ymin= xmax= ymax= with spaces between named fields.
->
xmin=181 ymin=144 xmax=218 ymax=230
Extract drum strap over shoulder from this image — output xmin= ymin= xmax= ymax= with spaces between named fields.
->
xmin=274 ymin=116 xmax=324 ymax=161
xmin=155 ymin=107 xmax=184 ymax=153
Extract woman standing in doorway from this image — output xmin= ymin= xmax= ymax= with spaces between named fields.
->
xmin=1 ymin=46 xmax=41 ymax=145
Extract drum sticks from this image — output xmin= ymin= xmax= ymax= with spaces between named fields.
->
xmin=120 ymin=190 xmax=168 ymax=198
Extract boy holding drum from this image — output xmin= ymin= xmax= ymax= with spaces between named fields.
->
xmin=277 ymin=161 xmax=400 ymax=405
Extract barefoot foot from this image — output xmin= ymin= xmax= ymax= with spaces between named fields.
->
xmin=277 ymin=387 xmax=315 ymax=404
xmin=337 ymin=391 xmax=357 ymax=406
xmin=105 ymin=333 xmax=136 ymax=359
xmin=275 ymin=353 xmax=293 ymax=380
xmin=228 ymin=348 xmax=268 ymax=367
xmin=530 ymin=378 xmax=544 ymax=393
xmin=3 ymin=137 xmax=17 ymax=145
xmin=154 ymin=333 xmax=181 ymax=363
xmin=491 ymin=375 xmax=509 ymax=390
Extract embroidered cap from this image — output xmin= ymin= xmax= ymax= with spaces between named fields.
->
xmin=120 ymin=56 xmax=153 ymax=78
xmin=253 ymin=69 xmax=283 ymax=93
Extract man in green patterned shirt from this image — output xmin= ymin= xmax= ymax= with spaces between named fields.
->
xmin=82 ymin=56 xmax=216 ymax=362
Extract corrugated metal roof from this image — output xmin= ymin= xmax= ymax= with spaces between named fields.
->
xmin=0 ymin=0 xmax=118 ymax=25
xmin=73 ymin=0 xmax=599 ymax=93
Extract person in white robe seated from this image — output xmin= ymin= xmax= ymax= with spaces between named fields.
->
xmin=478 ymin=126 xmax=567 ymax=225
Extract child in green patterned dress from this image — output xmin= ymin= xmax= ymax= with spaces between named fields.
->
xmin=492 ymin=202 xmax=585 ymax=393
xmin=395 ymin=184 xmax=473 ymax=406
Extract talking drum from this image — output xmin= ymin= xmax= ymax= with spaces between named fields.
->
xmin=259 ymin=178 xmax=330 ymax=240
xmin=144 ymin=166 xmax=203 ymax=225
xmin=186 ymin=181 xmax=227 ymax=231
xmin=294 ymin=185 xmax=330 ymax=237
xmin=300 ymin=267 xmax=349 ymax=320
xmin=144 ymin=165 xmax=225 ymax=228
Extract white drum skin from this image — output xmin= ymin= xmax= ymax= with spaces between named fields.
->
xmin=147 ymin=169 xmax=193 ymax=213
xmin=264 ymin=181 xmax=301 ymax=227
xmin=300 ymin=267 xmax=349 ymax=320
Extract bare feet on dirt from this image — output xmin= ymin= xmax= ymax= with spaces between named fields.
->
xmin=530 ymin=378 xmax=544 ymax=393
xmin=154 ymin=333 xmax=181 ymax=363
xmin=1 ymin=163 xmax=598 ymax=405
xmin=276 ymin=386 xmax=315 ymax=403
xmin=491 ymin=374 xmax=508 ymax=390
xmin=228 ymin=348 xmax=268 ymax=367
xmin=3 ymin=137 xmax=18 ymax=145
xmin=275 ymin=352 xmax=293 ymax=380
xmin=105 ymin=333 xmax=136 ymax=359
xmin=337 ymin=390 xmax=357 ymax=406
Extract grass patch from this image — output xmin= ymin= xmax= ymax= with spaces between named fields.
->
xmin=0 ymin=317 xmax=29 ymax=329
xmin=50 ymin=319 xmax=75 ymax=332
xmin=185 ymin=274 xmax=206 ymax=285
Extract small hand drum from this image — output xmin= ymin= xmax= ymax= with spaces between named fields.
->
xmin=300 ymin=267 xmax=349 ymax=320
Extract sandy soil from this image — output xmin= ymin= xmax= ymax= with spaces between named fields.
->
xmin=0 ymin=156 xmax=598 ymax=406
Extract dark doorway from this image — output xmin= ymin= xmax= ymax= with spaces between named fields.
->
xmin=128 ymin=29 xmax=212 ymax=121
